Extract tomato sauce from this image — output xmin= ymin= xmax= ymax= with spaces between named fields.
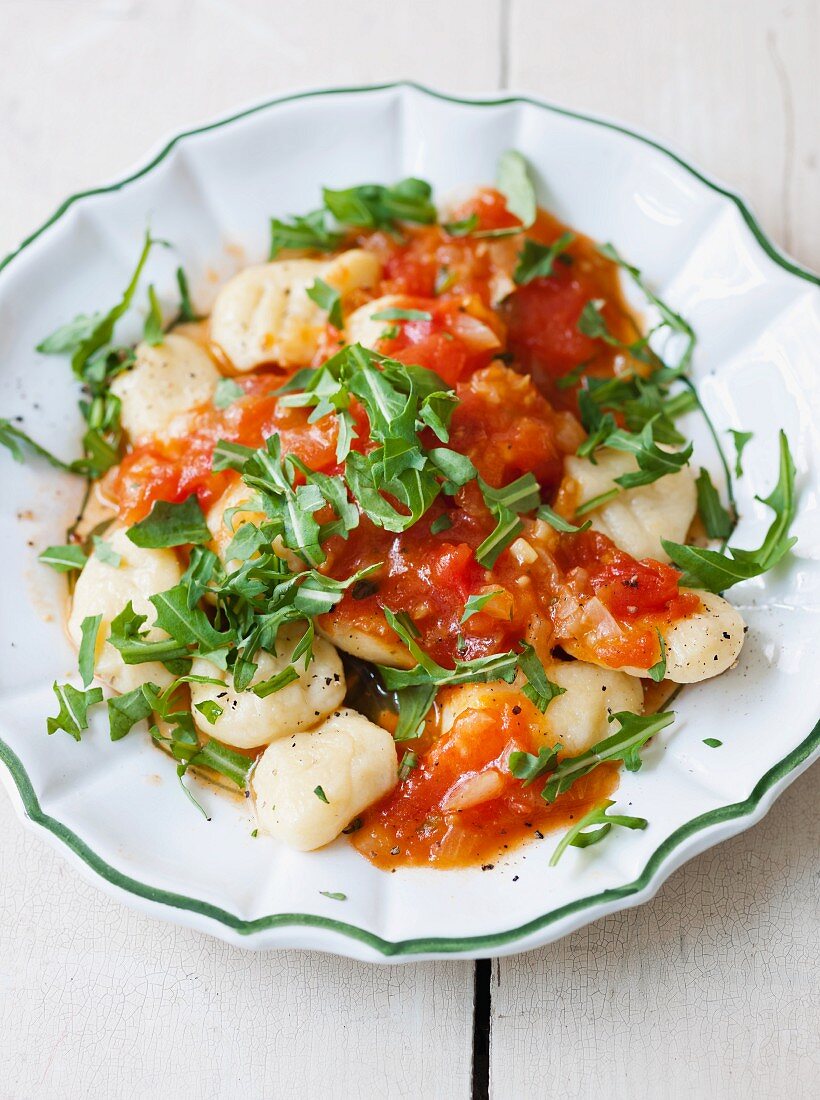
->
xmin=106 ymin=186 xmax=697 ymax=869
xmin=350 ymin=686 xmax=618 ymax=868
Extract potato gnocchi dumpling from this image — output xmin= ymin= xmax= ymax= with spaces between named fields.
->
xmin=565 ymin=449 xmax=697 ymax=562
xmin=188 ymin=627 xmax=346 ymax=749
xmin=343 ymin=294 xmax=405 ymax=351
xmin=67 ymin=526 xmax=182 ymax=693
xmin=655 ymin=590 xmax=745 ymax=683
xmin=439 ymin=662 xmax=643 ymax=758
xmin=110 ymin=334 xmax=221 ymax=445
xmin=252 ymin=707 xmax=398 ymax=850
xmin=210 ymin=250 xmax=380 ymax=371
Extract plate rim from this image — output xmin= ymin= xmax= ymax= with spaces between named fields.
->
xmin=1 ymin=80 xmax=818 ymax=958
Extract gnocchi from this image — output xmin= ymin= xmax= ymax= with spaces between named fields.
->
xmin=210 ymin=250 xmax=380 ymax=371
xmin=565 ymin=448 xmax=697 ymax=562
xmin=110 ymin=334 xmax=221 ymax=444
xmin=252 ymin=707 xmax=398 ymax=850
xmin=188 ymin=626 xmax=346 ymax=749
xmin=67 ymin=526 xmax=182 ymax=693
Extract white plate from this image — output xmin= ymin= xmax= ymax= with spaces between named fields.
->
xmin=0 ymin=83 xmax=817 ymax=962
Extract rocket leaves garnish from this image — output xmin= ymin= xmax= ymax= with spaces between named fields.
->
xmin=549 ymin=800 xmax=648 ymax=866
xmin=46 ymin=682 xmax=104 ymax=741
xmin=663 ymin=431 xmax=797 ymax=592
xmin=513 ymin=233 xmax=575 ymax=286
xmin=127 ymin=495 xmax=211 ymax=549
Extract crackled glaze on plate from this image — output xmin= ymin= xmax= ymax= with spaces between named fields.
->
xmin=0 ymin=84 xmax=817 ymax=960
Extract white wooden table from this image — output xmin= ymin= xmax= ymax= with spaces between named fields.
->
xmin=0 ymin=3 xmax=817 ymax=1097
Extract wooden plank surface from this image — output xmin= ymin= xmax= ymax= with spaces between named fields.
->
xmin=0 ymin=1 xmax=818 ymax=1097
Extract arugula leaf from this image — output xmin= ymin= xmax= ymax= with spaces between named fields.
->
xmin=92 ymin=536 xmax=122 ymax=567
xmin=695 ymin=468 xmax=734 ymax=540
xmin=430 ymin=514 xmax=453 ymax=535
xmin=729 ymin=429 xmax=754 ymax=477
xmin=314 ymin=785 xmax=330 ymax=803
xmin=509 ymin=744 xmax=562 ymax=785
xmin=442 ymin=214 xmax=479 ymax=237
xmin=517 ymin=643 xmax=566 ymax=712
xmin=549 ymin=800 xmax=648 ymax=866
xmin=78 ymin=614 xmax=102 ymax=687
xmin=647 ymin=631 xmax=666 ymax=683
xmin=322 ymin=178 xmax=436 ymax=230
xmin=108 ymin=601 xmax=191 ymax=667
xmin=319 ymin=891 xmax=347 ymax=901
xmin=143 ymin=284 xmax=164 ymax=345
xmin=307 ymin=277 xmax=343 ymax=328
xmin=370 ymin=307 xmax=433 ymax=322
xmin=149 ymin=584 xmax=233 ymax=658
xmin=604 ymin=422 xmax=693 ymax=488
xmin=251 ymin=665 xmax=300 ymax=699
xmin=107 ymin=684 xmax=155 ymax=741
xmin=703 ymin=737 xmax=723 ymax=748
xmin=513 ymin=233 xmax=574 ymax=286
xmin=127 ymin=495 xmax=211 ymax=549
xmin=194 ymin=699 xmax=223 ymax=725
xmin=39 ymin=231 xmax=160 ymax=379
xmin=46 ymin=681 xmax=103 ymax=741
xmin=269 ymin=210 xmax=343 ymax=259
xmin=0 ymin=419 xmax=80 ymax=474
xmin=539 ymin=710 xmax=675 ymax=803
xmin=496 ymin=150 xmax=536 ymax=228
xmin=460 ymin=591 xmax=502 ymax=624
xmin=535 ymin=505 xmax=591 ymax=534
xmin=663 ymin=431 xmax=797 ymax=592
xmin=176 ymin=267 xmax=200 ymax=322
xmin=38 ymin=544 xmax=87 ymax=572
xmin=213 ymin=378 xmax=245 ymax=409
xmin=393 ymin=683 xmax=437 ymax=741
xmin=398 ymin=749 xmax=419 ymax=780
xmin=476 ymin=474 xmax=541 ymax=568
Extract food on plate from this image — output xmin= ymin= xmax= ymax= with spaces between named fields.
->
xmin=4 ymin=152 xmax=797 ymax=871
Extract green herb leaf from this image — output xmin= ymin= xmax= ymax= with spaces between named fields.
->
xmin=314 ymin=785 xmax=329 ymax=804
xmin=703 ymin=737 xmax=723 ymax=748
xmin=370 ymin=307 xmax=433 ymax=322
xmin=517 ymin=643 xmax=566 ymax=712
xmin=251 ymin=665 xmax=300 ymax=699
xmin=78 ymin=614 xmax=102 ymax=687
xmin=509 ymin=744 xmax=562 ymax=785
xmin=442 ymin=214 xmax=479 ymax=237
xmin=695 ymin=468 xmax=734 ymax=540
xmin=460 ymin=591 xmax=501 ymax=624
xmin=176 ymin=267 xmax=200 ymax=322
xmin=38 ymin=544 xmax=87 ymax=572
xmin=46 ymin=681 xmax=104 ymax=741
xmin=549 ymin=800 xmax=648 ymax=866
xmin=393 ymin=683 xmax=437 ymax=741
xmin=496 ymin=150 xmax=536 ymax=228
xmin=398 ymin=749 xmax=419 ymax=780
xmin=535 ymin=504 xmax=591 ymax=534
xmin=513 ymin=233 xmax=575 ymax=286
xmin=322 ymin=178 xmax=436 ymax=231
xmin=0 ymin=419 xmax=78 ymax=474
xmin=319 ymin=891 xmax=347 ymax=901
xmin=194 ymin=699 xmax=223 ymax=725
xmin=729 ymin=429 xmax=753 ymax=477
xmin=127 ymin=495 xmax=211 ymax=548
xmin=213 ymin=378 xmax=245 ymax=409
xmin=306 ymin=277 xmax=343 ymax=328
xmin=540 ymin=710 xmax=675 ymax=803
xmin=647 ymin=631 xmax=666 ymax=683
xmin=430 ymin=513 xmax=453 ymax=535
xmin=143 ymin=284 xmax=164 ymax=346
xmin=269 ymin=210 xmax=343 ymax=259
xmin=107 ymin=684 xmax=155 ymax=741
xmin=663 ymin=431 xmax=797 ymax=592
xmin=92 ymin=536 xmax=122 ymax=567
